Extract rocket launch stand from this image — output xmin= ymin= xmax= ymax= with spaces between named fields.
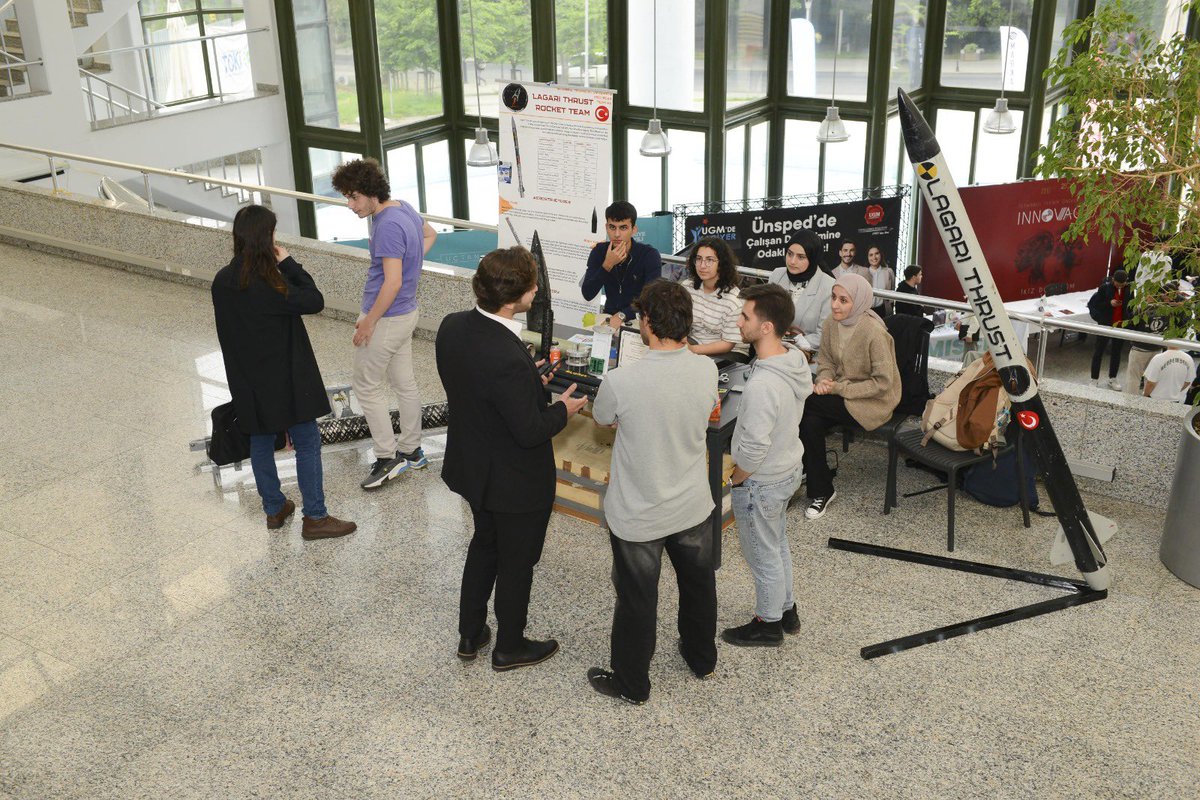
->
xmin=827 ymin=537 xmax=1107 ymax=659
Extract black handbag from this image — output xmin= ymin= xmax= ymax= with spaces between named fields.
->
xmin=207 ymin=402 xmax=286 ymax=466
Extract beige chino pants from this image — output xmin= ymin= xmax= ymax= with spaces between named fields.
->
xmin=352 ymin=310 xmax=422 ymax=459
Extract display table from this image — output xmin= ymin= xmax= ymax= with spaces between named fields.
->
xmin=926 ymin=290 xmax=1095 ymax=361
xmin=549 ymin=368 xmax=738 ymax=568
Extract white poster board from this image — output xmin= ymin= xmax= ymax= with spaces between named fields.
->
xmin=496 ymin=82 xmax=614 ymax=329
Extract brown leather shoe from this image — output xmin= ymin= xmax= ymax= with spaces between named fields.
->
xmin=266 ymin=499 xmax=295 ymax=530
xmin=301 ymin=514 xmax=357 ymax=540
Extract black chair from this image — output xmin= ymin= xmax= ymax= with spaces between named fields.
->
xmin=885 ymin=426 xmax=1031 ymax=551
xmin=836 ymin=314 xmax=934 ymax=452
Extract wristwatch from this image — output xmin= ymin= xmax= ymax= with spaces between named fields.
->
xmin=614 ymin=311 xmax=626 ymax=322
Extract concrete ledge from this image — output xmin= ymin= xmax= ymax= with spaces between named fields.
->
xmin=928 ymin=357 xmax=1187 ymax=508
xmin=0 ymin=179 xmax=476 ymax=341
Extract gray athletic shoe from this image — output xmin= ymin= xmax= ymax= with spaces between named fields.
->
xmin=360 ymin=453 xmax=408 ymax=489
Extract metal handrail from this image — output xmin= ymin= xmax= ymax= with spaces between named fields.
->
xmin=82 ymin=84 xmax=137 ymax=115
xmin=0 ymin=56 xmax=40 ymax=68
xmin=83 ymin=26 xmax=269 ymax=59
xmin=79 ymin=68 xmax=165 ymax=109
xmin=0 ymin=0 xmax=14 ymax=16
xmin=0 ymin=138 xmax=1194 ymax=357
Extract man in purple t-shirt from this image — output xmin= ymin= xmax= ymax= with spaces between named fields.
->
xmin=332 ymin=159 xmax=437 ymax=490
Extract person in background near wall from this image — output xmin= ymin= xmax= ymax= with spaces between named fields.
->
xmin=1124 ymin=280 xmax=1179 ymax=395
xmin=332 ymin=158 xmax=437 ymax=491
xmin=832 ymin=239 xmax=869 ymax=281
xmin=580 ymin=200 xmax=662 ymax=332
xmin=1143 ymin=345 xmax=1196 ymax=403
xmin=437 ymin=247 xmax=589 ymax=671
xmin=681 ymin=237 xmax=747 ymax=357
xmin=1086 ymin=269 xmax=1130 ymax=390
xmin=723 ymin=283 xmax=812 ymax=648
xmin=211 ymin=205 xmax=356 ymax=540
xmin=767 ymin=230 xmax=835 ymax=357
xmin=587 ymin=280 xmax=720 ymax=705
xmin=893 ymin=265 xmax=928 ymax=317
xmin=866 ymin=244 xmax=897 ymax=316
xmin=799 ymin=274 xmax=901 ymax=520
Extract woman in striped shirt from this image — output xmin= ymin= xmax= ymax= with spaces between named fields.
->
xmin=681 ymin=237 xmax=746 ymax=357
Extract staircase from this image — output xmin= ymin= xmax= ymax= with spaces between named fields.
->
xmin=67 ymin=0 xmax=104 ymax=29
xmin=175 ymin=150 xmax=270 ymax=207
xmin=0 ymin=17 xmax=26 ymax=98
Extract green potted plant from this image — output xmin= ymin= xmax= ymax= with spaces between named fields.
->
xmin=1037 ymin=0 xmax=1200 ymax=586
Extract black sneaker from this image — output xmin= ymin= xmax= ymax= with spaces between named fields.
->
xmin=804 ymin=491 xmax=837 ymax=520
xmin=721 ymin=617 xmax=783 ymax=647
xmin=587 ymin=667 xmax=645 ymax=705
xmin=360 ymin=453 xmax=408 ymax=490
xmin=399 ymin=447 xmax=428 ymax=470
xmin=781 ymin=603 xmax=801 ymax=635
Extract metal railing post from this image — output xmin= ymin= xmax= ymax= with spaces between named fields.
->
xmin=210 ymin=38 xmax=224 ymax=101
xmin=140 ymin=51 xmax=154 ymax=115
xmin=86 ymin=79 xmax=97 ymax=124
xmin=1037 ymin=313 xmax=1049 ymax=378
xmin=48 ymin=157 xmax=58 ymax=192
xmin=143 ymin=172 xmax=155 ymax=214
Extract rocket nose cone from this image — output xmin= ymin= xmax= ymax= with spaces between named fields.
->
xmin=896 ymin=88 xmax=939 ymax=163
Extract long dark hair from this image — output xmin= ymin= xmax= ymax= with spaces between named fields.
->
xmin=687 ymin=237 xmax=739 ymax=295
xmin=233 ymin=205 xmax=287 ymax=296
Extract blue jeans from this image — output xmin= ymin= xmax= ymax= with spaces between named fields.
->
xmin=731 ymin=467 xmax=801 ymax=622
xmin=249 ymin=420 xmax=327 ymax=519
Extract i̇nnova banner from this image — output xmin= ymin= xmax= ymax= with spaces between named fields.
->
xmin=497 ymin=82 xmax=614 ymax=328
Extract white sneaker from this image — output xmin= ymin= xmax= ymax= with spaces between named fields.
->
xmin=1108 ymin=378 xmax=1122 ymax=391
xmin=1090 ymin=378 xmax=1100 ymax=388
xmin=804 ymin=492 xmax=837 ymax=520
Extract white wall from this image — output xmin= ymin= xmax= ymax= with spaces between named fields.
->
xmin=0 ymin=0 xmax=297 ymax=230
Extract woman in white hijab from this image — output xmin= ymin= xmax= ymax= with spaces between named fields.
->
xmin=798 ymin=273 xmax=902 ymax=520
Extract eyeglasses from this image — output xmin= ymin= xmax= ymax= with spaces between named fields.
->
xmin=696 ymin=256 xmax=719 ymax=265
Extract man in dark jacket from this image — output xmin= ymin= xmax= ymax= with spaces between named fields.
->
xmin=211 ymin=209 xmax=356 ymax=540
xmin=1087 ymin=269 xmax=1131 ymax=390
xmin=437 ymin=247 xmax=588 ymax=671
xmin=580 ymin=201 xmax=662 ymax=332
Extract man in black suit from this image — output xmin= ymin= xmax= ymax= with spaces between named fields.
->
xmin=436 ymin=246 xmax=588 ymax=671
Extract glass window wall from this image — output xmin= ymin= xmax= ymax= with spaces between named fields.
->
xmin=626 ymin=130 xmax=664 ymax=214
xmin=628 ymin=0 xmax=705 ymax=112
xmin=934 ymin=109 xmax=975 ymax=183
xmin=787 ymin=0 xmax=872 ymax=102
xmin=747 ymin=121 xmax=768 ymax=199
xmin=555 ymin=0 xmax=608 ymax=88
xmin=139 ymin=0 xmax=247 ymax=105
xmin=781 ymin=119 xmax=821 ymax=195
xmin=459 ymin=0 xmax=533 ymax=119
xmin=974 ymin=109 xmax=1024 ymax=184
xmin=309 ymin=147 xmax=367 ymax=241
xmin=940 ymin=0 xmax=1034 ymax=92
xmin=889 ymin=0 xmax=929 ymax=96
xmin=375 ymin=0 xmax=444 ymax=128
xmin=666 ymin=129 xmax=707 ymax=209
xmin=463 ymin=138 xmax=499 ymax=225
xmin=821 ymin=121 xmax=868 ymax=192
xmin=293 ymin=0 xmax=359 ymax=130
xmin=725 ymin=126 xmax=746 ymax=202
xmin=727 ymin=0 xmax=769 ymax=109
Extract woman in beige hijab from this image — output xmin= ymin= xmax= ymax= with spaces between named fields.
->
xmin=798 ymin=274 xmax=901 ymax=519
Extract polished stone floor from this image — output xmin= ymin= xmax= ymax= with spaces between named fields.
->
xmin=0 ymin=242 xmax=1196 ymax=799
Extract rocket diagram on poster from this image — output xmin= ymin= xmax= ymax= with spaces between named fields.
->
xmin=496 ymin=82 xmax=615 ymax=329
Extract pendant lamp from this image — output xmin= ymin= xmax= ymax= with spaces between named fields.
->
xmin=817 ymin=10 xmax=849 ymax=143
xmin=983 ymin=0 xmax=1018 ymax=135
xmin=639 ymin=0 xmax=671 ymax=157
xmin=465 ymin=0 xmax=498 ymax=166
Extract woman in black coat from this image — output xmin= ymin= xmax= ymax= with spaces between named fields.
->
xmin=211 ymin=205 xmax=355 ymax=539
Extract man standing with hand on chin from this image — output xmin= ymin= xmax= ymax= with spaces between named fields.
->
xmin=580 ymin=201 xmax=662 ymax=332
xmin=333 ymin=158 xmax=437 ymax=491
xmin=437 ymin=247 xmax=589 ymax=671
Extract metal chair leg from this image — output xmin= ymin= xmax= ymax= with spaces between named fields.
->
xmin=885 ymin=438 xmax=898 ymax=514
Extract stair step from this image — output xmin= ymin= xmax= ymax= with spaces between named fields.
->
xmin=69 ymin=11 xmax=90 ymax=28
xmin=0 ymin=69 xmax=28 ymax=88
xmin=5 ymin=20 xmax=20 ymax=34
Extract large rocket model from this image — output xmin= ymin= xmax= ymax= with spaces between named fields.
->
xmin=897 ymin=88 xmax=1111 ymax=591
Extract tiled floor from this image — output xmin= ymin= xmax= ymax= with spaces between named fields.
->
xmin=0 ymin=242 xmax=1196 ymax=799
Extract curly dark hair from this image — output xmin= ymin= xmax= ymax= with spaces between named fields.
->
xmin=634 ymin=280 xmax=693 ymax=342
xmin=473 ymin=247 xmax=537 ymax=313
xmin=686 ymin=237 xmax=739 ymax=296
xmin=331 ymin=158 xmax=390 ymax=201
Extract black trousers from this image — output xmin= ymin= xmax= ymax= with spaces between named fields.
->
xmin=458 ymin=506 xmax=551 ymax=652
xmin=609 ymin=520 xmax=717 ymax=702
xmin=799 ymin=394 xmax=860 ymax=499
xmin=1091 ymin=333 xmax=1125 ymax=380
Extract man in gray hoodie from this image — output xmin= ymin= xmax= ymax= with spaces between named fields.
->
xmin=723 ymin=283 xmax=813 ymax=647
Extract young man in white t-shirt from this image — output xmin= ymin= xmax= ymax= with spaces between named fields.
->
xmin=1143 ymin=347 xmax=1195 ymax=402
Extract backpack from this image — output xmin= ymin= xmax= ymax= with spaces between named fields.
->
xmin=962 ymin=440 xmax=1039 ymax=510
xmin=921 ymin=353 xmax=1033 ymax=452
